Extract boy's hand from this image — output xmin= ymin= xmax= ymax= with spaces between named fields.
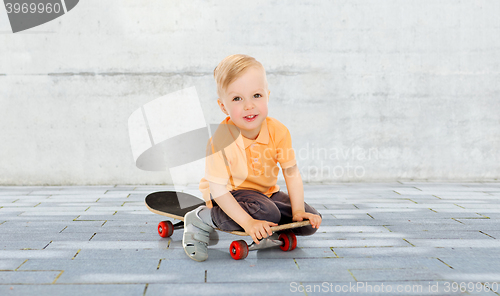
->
xmin=293 ymin=211 xmax=322 ymax=229
xmin=242 ymin=219 xmax=278 ymax=245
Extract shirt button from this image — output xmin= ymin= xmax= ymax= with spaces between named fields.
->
xmin=253 ymin=158 xmax=258 ymax=162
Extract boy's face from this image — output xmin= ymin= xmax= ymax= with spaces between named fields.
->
xmin=217 ymin=66 xmax=270 ymax=140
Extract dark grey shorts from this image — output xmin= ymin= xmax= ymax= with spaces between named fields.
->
xmin=210 ymin=190 xmax=321 ymax=236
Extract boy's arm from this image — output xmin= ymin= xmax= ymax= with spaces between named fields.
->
xmin=209 ymin=182 xmax=277 ymax=244
xmin=283 ymin=164 xmax=321 ymax=229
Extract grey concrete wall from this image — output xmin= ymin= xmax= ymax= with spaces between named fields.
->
xmin=1 ymin=0 xmax=499 ymax=185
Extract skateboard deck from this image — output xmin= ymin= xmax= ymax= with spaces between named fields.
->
xmin=145 ymin=191 xmax=311 ymax=259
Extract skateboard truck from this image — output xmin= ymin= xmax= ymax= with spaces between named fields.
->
xmin=172 ymin=221 xmax=184 ymax=230
xmin=248 ymin=234 xmax=282 ymax=251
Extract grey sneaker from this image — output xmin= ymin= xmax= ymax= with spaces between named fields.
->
xmin=182 ymin=206 xmax=214 ymax=262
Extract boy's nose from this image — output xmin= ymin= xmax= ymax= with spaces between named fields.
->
xmin=244 ymin=100 xmax=254 ymax=110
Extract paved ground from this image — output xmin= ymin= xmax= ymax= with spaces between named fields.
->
xmin=1 ymin=182 xmax=500 ymax=295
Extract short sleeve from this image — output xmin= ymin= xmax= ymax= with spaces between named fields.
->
xmin=198 ymin=177 xmax=212 ymax=207
xmin=199 ymin=138 xmax=231 ymax=208
xmin=276 ymin=127 xmax=296 ymax=169
xmin=204 ymin=139 xmax=230 ymax=185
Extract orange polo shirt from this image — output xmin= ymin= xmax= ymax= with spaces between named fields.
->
xmin=199 ymin=116 xmax=296 ymax=207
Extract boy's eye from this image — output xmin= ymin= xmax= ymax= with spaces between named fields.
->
xmin=254 ymin=94 xmax=262 ymax=98
xmin=233 ymin=97 xmax=242 ymax=101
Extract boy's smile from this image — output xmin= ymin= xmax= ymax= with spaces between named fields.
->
xmin=217 ymin=66 xmax=270 ymax=140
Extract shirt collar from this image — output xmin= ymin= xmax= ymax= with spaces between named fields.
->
xmin=226 ymin=117 xmax=269 ymax=149
xmin=254 ymin=118 xmax=269 ymax=145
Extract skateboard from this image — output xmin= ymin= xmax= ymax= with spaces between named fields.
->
xmin=145 ymin=191 xmax=311 ymax=260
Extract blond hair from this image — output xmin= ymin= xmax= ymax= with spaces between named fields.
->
xmin=214 ymin=54 xmax=268 ymax=97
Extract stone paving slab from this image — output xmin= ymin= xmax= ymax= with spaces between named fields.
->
xmin=385 ymin=222 xmax=500 ymax=232
xmin=349 ymin=269 xmax=445 ymax=282
xmin=435 ymin=257 xmax=500 ymax=273
xmin=61 ymin=225 xmax=155 ymax=235
xmin=0 ymin=270 xmax=63 ymax=284
xmin=146 ymin=283 xmax=295 ymax=296
xmin=295 ymin=257 xmax=450 ymax=272
xmin=2 ymin=233 xmax=96 ymax=242
xmin=0 ymin=203 xmax=41 ymax=207
xmin=405 ymin=239 xmax=500 ymax=248
xmin=320 ymin=230 xmax=490 ymax=240
xmin=479 ymin=231 xmax=500 ymax=239
xmin=57 ymin=270 xmax=205 ymax=285
xmin=1 ymin=241 xmax=54 ymax=250
xmin=0 ymin=250 xmax=77 ymax=259
xmin=0 ymin=285 xmax=145 ymax=296
xmin=17 ymin=258 xmax=160 ymax=274
xmin=0 ymin=260 xmax=26 ymax=270
xmin=481 ymin=213 xmax=500 ymax=219
xmin=46 ymin=241 xmax=169 ymax=250
xmin=1 ymin=183 xmax=500 ymax=295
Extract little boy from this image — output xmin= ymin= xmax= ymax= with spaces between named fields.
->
xmin=182 ymin=54 xmax=322 ymax=262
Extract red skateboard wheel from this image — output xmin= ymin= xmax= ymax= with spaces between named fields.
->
xmin=289 ymin=232 xmax=297 ymax=250
xmin=230 ymin=240 xmax=249 ymax=260
xmin=279 ymin=232 xmax=297 ymax=251
xmin=158 ymin=220 xmax=173 ymax=238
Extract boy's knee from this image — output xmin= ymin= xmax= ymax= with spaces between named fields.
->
xmin=251 ymin=202 xmax=281 ymax=224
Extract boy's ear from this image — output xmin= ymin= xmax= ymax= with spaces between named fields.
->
xmin=217 ymin=98 xmax=229 ymax=115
